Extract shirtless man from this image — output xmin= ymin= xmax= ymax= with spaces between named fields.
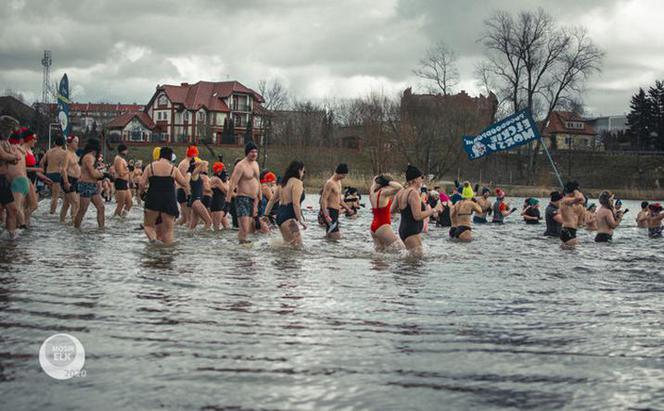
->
xmin=228 ymin=142 xmax=260 ymax=244
xmin=113 ymin=144 xmax=132 ymax=217
xmin=636 ymin=201 xmax=649 ymax=228
xmin=646 ymin=203 xmax=664 ymax=239
xmin=0 ymin=128 xmax=21 ymax=239
xmin=74 ymin=139 xmax=105 ymax=229
xmin=176 ymin=146 xmax=196 ymax=225
xmin=6 ymin=129 xmax=29 ymax=228
xmin=40 ymin=136 xmax=67 ymax=214
xmin=595 ymin=191 xmax=623 ymax=243
xmin=473 ymin=187 xmax=492 ymax=224
xmin=320 ymin=163 xmax=354 ymax=240
xmin=60 ymin=136 xmax=81 ymax=224
xmin=559 ymin=181 xmax=586 ymax=247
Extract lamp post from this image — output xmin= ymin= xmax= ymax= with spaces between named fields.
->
xmin=47 ymin=122 xmax=61 ymax=149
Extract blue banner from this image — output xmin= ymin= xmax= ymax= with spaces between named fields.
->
xmin=463 ymin=109 xmax=541 ymax=160
xmin=56 ymin=74 xmax=71 ymax=137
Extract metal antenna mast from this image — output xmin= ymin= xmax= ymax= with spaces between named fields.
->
xmin=41 ymin=50 xmax=52 ymax=103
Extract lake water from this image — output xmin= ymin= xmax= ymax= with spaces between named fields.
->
xmin=1 ymin=196 xmax=663 ymax=410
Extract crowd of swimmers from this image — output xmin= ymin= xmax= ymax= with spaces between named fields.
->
xmin=1 ymin=128 xmax=664 ymax=255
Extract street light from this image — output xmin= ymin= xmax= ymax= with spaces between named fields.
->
xmin=47 ymin=122 xmax=61 ymax=149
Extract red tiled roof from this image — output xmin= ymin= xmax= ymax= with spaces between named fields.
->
xmin=106 ymin=111 xmax=155 ymax=130
xmin=158 ymin=81 xmax=264 ymax=113
xmin=41 ymin=103 xmax=143 ymax=112
xmin=543 ymin=111 xmax=596 ymax=136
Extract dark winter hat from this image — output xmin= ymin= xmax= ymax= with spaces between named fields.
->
xmin=550 ymin=191 xmax=563 ymax=202
xmin=405 ymin=164 xmax=423 ymax=182
xmin=563 ymin=181 xmax=580 ymax=195
xmin=245 ymin=141 xmax=258 ymax=155
xmin=335 ymin=163 xmax=349 ymax=174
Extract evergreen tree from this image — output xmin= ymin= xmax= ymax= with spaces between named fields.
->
xmin=626 ymin=88 xmax=652 ymax=150
xmin=244 ymin=114 xmax=254 ymax=143
xmin=648 ymin=80 xmax=664 ymax=150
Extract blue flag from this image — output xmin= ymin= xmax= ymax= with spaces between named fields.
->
xmin=463 ymin=109 xmax=541 ymax=160
xmin=56 ymin=74 xmax=71 ymax=137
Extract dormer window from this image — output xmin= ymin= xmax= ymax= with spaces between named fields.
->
xmin=565 ymin=121 xmax=584 ymax=130
xmin=158 ymin=95 xmax=168 ymax=106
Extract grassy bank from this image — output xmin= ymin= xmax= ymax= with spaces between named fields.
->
xmin=114 ymin=144 xmax=664 ymax=200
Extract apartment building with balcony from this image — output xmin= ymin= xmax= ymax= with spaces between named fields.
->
xmin=141 ymin=80 xmax=265 ymax=145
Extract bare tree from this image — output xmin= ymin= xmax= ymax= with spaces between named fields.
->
xmin=257 ymin=79 xmax=289 ymax=111
xmin=413 ymin=41 xmax=459 ymax=96
xmin=257 ymin=78 xmax=290 ymax=166
xmin=480 ymin=8 xmax=604 ymax=184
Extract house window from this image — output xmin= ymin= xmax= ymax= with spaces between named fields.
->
xmin=198 ymin=111 xmax=205 ymax=121
xmin=184 ymin=112 xmax=189 ymax=122
xmin=158 ymin=95 xmax=168 ymax=106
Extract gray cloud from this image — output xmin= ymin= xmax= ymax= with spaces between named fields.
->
xmin=0 ymin=0 xmax=661 ymax=115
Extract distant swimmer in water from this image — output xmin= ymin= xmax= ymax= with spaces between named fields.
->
xmin=320 ymin=163 xmax=354 ymax=240
xmin=636 ymin=201 xmax=649 ymax=228
xmin=187 ymin=158 xmax=212 ymax=230
xmin=74 ymin=139 xmax=105 ymax=229
xmin=646 ymin=203 xmax=664 ymax=238
xmin=395 ymin=165 xmax=442 ymax=256
xmin=368 ymin=174 xmax=404 ymax=252
xmin=473 ymin=187 xmax=492 ymax=224
xmin=40 ymin=136 xmax=67 ymax=215
xmin=264 ymin=160 xmax=307 ymax=247
xmin=140 ymin=147 xmax=190 ymax=244
xmin=176 ymin=145 xmax=197 ymax=226
xmin=491 ymin=188 xmax=516 ymax=223
xmin=113 ymin=144 xmax=132 ymax=218
xmin=209 ymin=162 xmax=230 ymax=231
xmin=543 ymin=191 xmax=563 ymax=237
xmin=595 ymin=191 xmax=623 ymax=243
xmin=584 ymin=203 xmax=597 ymax=231
xmin=229 ymin=142 xmax=261 ymax=244
xmin=559 ymin=181 xmax=586 ymax=247
xmin=521 ymin=198 xmax=542 ymax=224
xmin=450 ymin=182 xmax=482 ymax=242
xmin=60 ymin=136 xmax=80 ymax=224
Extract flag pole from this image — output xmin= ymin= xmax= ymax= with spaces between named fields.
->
xmin=540 ymin=137 xmax=564 ymax=188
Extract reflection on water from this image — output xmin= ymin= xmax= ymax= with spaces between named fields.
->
xmin=1 ymin=196 xmax=663 ymax=410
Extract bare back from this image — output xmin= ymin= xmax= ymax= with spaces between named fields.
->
xmin=45 ymin=147 xmax=67 ymax=173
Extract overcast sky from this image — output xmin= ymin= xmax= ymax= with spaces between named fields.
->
xmin=1 ymin=0 xmax=661 ymax=116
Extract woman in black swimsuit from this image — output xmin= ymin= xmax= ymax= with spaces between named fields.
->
xmin=187 ymin=159 xmax=212 ymax=230
xmin=395 ymin=165 xmax=442 ymax=256
xmin=264 ymin=161 xmax=307 ymax=247
xmin=209 ymin=162 xmax=230 ymax=231
xmin=139 ymin=147 xmax=189 ymax=244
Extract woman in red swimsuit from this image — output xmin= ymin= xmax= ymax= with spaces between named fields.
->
xmin=369 ymin=174 xmax=404 ymax=252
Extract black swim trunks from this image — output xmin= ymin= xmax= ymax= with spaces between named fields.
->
xmin=176 ymin=188 xmax=188 ymax=204
xmin=114 ymin=178 xmax=129 ymax=191
xmin=560 ymin=227 xmax=577 ymax=243
xmin=61 ymin=176 xmax=79 ymax=194
xmin=648 ymin=226 xmax=662 ymax=239
xmin=235 ymin=195 xmax=255 ymax=218
xmin=325 ymin=208 xmax=340 ymax=234
xmin=595 ymin=233 xmax=612 ymax=243
xmin=202 ymin=195 xmax=212 ymax=209
xmin=0 ymin=174 xmax=14 ymax=205
xmin=450 ymin=225 xmax=471 ymax=239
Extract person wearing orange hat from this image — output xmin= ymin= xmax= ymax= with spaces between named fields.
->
xmin=175 ymin=146 xmax=197 ymax=226
xmin=257 ymin=170 xmax=277 ymax=231
xmin=187 ymin=158 xmax=212 ymax=230
xmin=209 ymin=161 xmax=230 ymax=230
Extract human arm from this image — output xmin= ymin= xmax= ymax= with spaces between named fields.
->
xmin=292 ymin=181 xmax=306 ymax=228
xmin=263 ymin=187 xmax=280 ymax=217
xmin=320 ymin=181 xmax=332 ymax=222
xmin=380 ymin=181 xmax=403 ymax=196
xmin=409 ymin=190 xmax=437 ymax=221
xmin=173 ymin=168 xmax=189 ymax=188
